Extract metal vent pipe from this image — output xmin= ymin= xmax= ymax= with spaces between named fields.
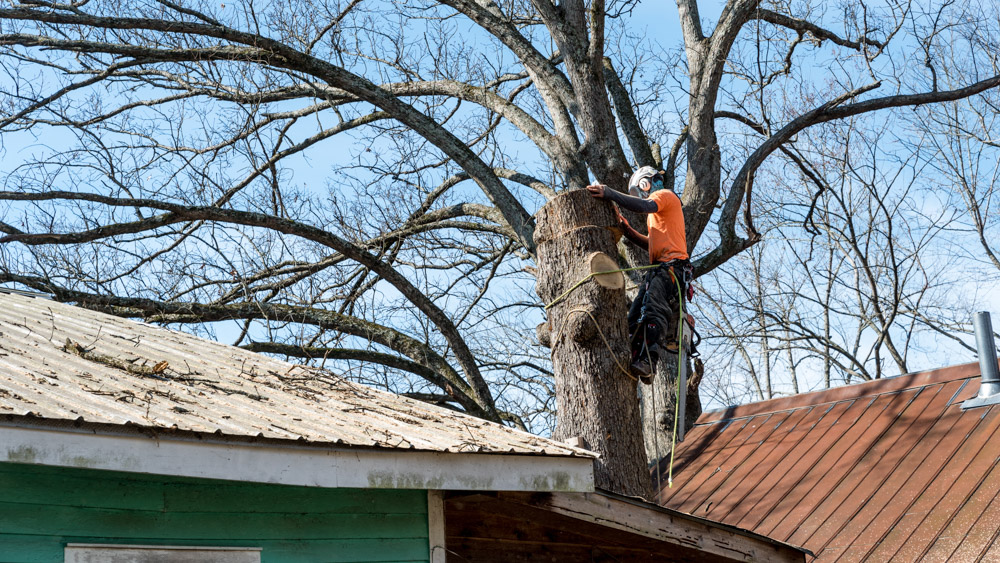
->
xmin=963 ymin=312 xmax=1000 ymax=409
xmin=974 ymin=312 xmax=1000 ymax=395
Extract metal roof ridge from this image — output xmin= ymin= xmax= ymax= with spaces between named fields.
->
xmin=0 ymin=287 xmax=53 ymax=299
xmin=698 ymin=361 xmax=984 ymax=424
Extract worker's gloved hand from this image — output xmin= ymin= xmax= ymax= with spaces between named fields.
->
xmin=585 ymin=183 xmax=607 ymax=198
xmin=614 ymin=205 xmax=628 ymax=228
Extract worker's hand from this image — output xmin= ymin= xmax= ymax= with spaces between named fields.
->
xmin=614 ymin=206 xmax=628 ymax=228
xmin=586 ymin=183 xmax=607 ymax=198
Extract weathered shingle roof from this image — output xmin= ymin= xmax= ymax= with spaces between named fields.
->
xmin=656 ymin=362 xmax=1000 ymax=561
xmin=0 ymin=291 xmax=592 ymax=458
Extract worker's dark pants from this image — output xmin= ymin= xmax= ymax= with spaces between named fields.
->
xmin=628 ymin=262 xmax=686 ymax=360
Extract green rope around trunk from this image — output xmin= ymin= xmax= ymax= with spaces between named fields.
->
xmin=543 ymin=263 xmax=660 ymax=310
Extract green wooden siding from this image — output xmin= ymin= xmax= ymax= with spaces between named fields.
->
xmin=0 ymin=462 xmax=429 ymax=563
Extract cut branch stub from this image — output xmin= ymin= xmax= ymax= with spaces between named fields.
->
xmin=534 ymin=188 xmax=650 ymax=499
xmin=588 ymin=251 xmax=624 ymax=290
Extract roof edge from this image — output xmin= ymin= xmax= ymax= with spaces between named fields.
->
xmin=594 ymin=488 xmax=812 ymax=558
xmin=489 ymin=489 xmax=809 ymax=562
xmin=700 ymin=361 xmax=984 ymax=424
xmin=0 ymin=413 xmax=598 ymax=459
xmin=0 ymin=418 xmax=595 ymax=493
xmin=0 ymin=291 xmax=596 ymax=459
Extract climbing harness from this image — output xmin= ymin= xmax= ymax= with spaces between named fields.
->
xmin=628 ymin=261 xmax=691 ymax=362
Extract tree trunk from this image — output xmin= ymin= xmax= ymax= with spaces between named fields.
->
xmin=534 ymin=189 xmax=650 ymax=499
xmin=641 ymin=343 xmax=703 ymax=468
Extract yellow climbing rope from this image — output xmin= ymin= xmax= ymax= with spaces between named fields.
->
xmin=668 ymin=268 xmax=685 ymax=488
xmin=551 ymin=307 xmax=635 ymax=380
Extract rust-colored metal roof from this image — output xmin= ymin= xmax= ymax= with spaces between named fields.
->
xmin=656 ymin=362 xmax=1000 ymax=562
xmin=0 ymin=290 xmax=593 ymax=458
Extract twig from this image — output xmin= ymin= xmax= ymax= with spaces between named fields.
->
xmin=62 ymin=339 xmax=169 ymax=380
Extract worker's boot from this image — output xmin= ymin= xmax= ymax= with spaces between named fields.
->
xmin=630 ymin=343 xmax=660 ymax=385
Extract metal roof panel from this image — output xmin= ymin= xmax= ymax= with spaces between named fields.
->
xmin=0 ymin=291 xmax=594 ymax=459
xmin=657 ymin=363 xmax=1000 ymax=562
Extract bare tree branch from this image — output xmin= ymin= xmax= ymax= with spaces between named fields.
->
xmin=753 ymin=8 xmax=886 ymax=50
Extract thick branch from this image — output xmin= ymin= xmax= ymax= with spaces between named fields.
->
xmin=384 ymin=80 xmax=577 ymax=173
xmin=676 ymin=0 xmax=705 ymax=49
xmin=529 ymin=0 xmax=630 ymax=185
xmin=1 ymin=272 xmax=489 ymax=417
xmin=703 ymin=0 xmax=761 ymax=96
xmin=664 ymin=127 xmax=688 ymax=190
xmin=240 ymin=343 xmax=477 ymax=409
xmin=434 ymin=0 xmax=581 ymax=158
xmin=0 ymin=191 xmax=501 ymax=419
xmin=603 ymin=58 xmax=656 ymax=168
xmin=698 ymin=74 xmax=1000 ymax=275
xmin=0 ymin=8 xmax=537 ymax=254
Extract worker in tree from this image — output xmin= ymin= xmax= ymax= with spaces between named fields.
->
xmin=586 ymin=166 xmax=690 ymax=382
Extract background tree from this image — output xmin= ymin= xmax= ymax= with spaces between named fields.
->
xmin=699 ymin=115 xmax=968 ymax=404
xmin=2 ymin=0 xmax=1000 ymax=497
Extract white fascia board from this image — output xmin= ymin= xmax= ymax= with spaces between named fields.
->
xmin=0 ymin=423 xmax=594 ymax=492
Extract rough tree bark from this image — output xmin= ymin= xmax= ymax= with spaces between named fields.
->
xmin=641 ymin=341 xmax=703 ymax=466
xmin=534 ymin=189 xmax=649 ymax=498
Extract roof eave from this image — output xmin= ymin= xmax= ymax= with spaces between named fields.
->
xmin=0 ymin=417 xmax=595 ymax=493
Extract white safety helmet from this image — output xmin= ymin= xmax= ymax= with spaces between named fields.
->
xmin=628 ymin=166 xmax=664 ymax=199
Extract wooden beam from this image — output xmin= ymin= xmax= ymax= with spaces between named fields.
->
xmin=446 ymin=537 xmax=686 ymax=562
xmin=499 ymin=491 xmax=806 ymax=563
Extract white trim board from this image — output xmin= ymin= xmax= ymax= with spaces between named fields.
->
xmin=0 ymin=424 xmax=594 ymax=492
xmin=427 ymin=490 xmax=446 ymax=563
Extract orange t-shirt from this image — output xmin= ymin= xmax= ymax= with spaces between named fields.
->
xmin=647 ymin=190 xmax=688 ymax=263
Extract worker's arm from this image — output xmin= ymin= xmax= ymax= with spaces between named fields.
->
xmin=585 ymin=183 xmax=658 ymax=214
xmin=587 ymin=184 xmax=653 ymax=250
xmin=614 ymin=206 xmax=649 ymax=250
